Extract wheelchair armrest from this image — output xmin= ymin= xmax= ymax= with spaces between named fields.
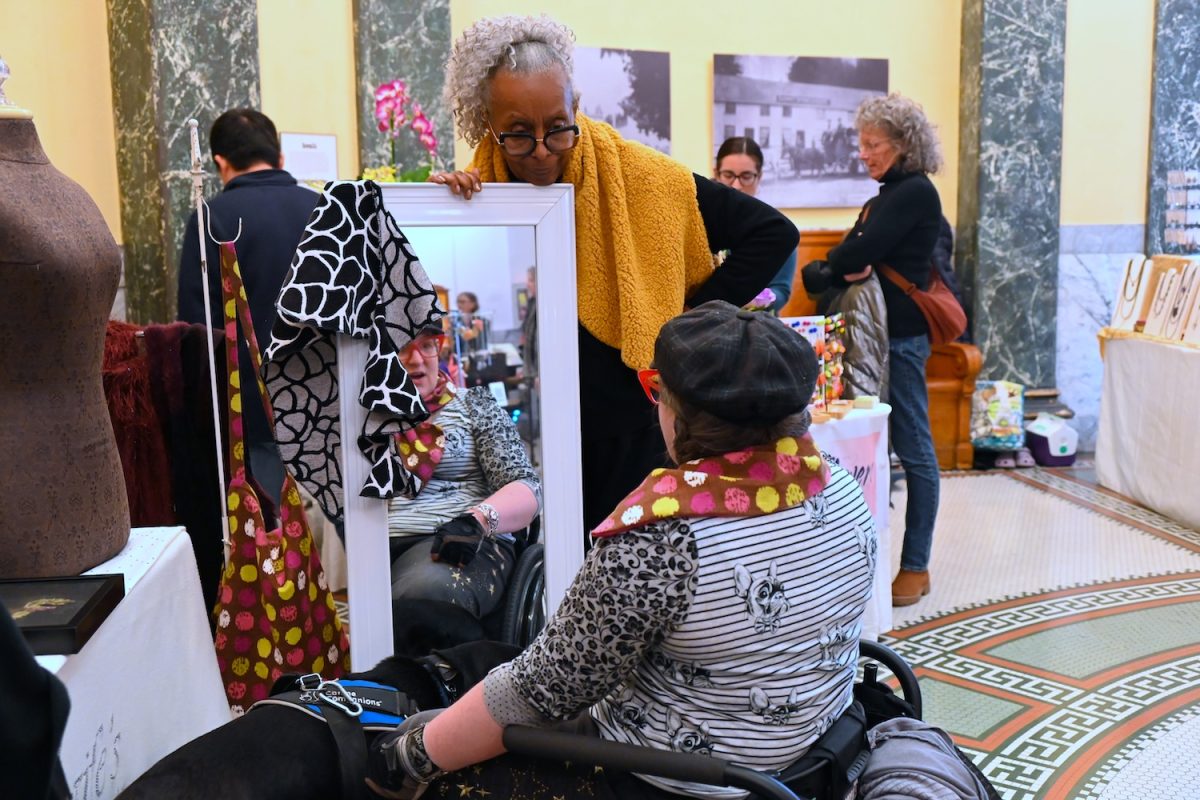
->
xmin=859 ymin=639 xmax=922 ymax=719
xmin=502 ymin=726 xmax=807 ymax=800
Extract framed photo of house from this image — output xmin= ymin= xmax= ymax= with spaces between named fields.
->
xmin=712 ymin=54 xmax=888 ymax=209
xmin=336 ymin=183 xmax=580 ymax=668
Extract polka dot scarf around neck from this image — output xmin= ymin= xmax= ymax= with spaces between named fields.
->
xmin=395 ymin=372 xmax=456 ymax=490
xmin=592 ymin=435 xmax=830 ymax=537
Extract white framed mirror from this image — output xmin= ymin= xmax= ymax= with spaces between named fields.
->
xmin=337 ymin=183 xmax=582 ymax=669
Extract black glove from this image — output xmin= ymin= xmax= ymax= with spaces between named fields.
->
xmin=801 ymin=259 xmax=834 ymax=295
xmin=430 ymin=513 xmax=486 ymax=567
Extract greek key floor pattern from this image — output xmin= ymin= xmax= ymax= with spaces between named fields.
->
xmin=885 ymin=465 xmax=1200 ymax=799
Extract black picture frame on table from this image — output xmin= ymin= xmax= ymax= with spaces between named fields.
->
xmin=0 ymin=574 xmax=125 ymax=655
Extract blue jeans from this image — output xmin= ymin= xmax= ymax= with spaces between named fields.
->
xmin=390 ymin=534 xmax=515 ymax=618
xmin=889 ymin=335 xmax=940 ymax=572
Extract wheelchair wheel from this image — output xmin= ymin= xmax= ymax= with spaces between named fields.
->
xmin=500 ymin=543 xmax=544 ymax=647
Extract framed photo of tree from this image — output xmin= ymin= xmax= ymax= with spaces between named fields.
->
xmin=575 ymin=46 xmax=671 ymax=154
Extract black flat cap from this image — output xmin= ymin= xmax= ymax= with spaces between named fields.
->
xmin=654 ymin=300 xmax=819 ymax=424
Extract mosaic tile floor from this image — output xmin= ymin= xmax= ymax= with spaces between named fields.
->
xmin=885 ymin=465 xmax=1200 ymax=799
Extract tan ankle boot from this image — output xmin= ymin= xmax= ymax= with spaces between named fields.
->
xmin=892 ymin=569 xmax=930 ymax=606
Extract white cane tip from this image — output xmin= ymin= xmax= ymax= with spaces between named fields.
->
xmin=188 ymin=118 xmax=199 ymax=127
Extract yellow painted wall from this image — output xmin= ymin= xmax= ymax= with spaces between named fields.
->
xmin=0 ymin=0 xmax=1160 ymax=241
xmin=257 ymin=0 xmax=360 ymax=182
xmin=1059 ymin=0 xmax=1155 ymax=226
xmin=450 ymin=0 xmax=963 ymax=231
xmin=0 ymin=0 xmax=122 ymax=240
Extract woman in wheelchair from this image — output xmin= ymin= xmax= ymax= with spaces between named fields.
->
xmin=387 ymin=323 xmax=541 ymax=620
xmin=368 ymin=301 xmax=877 ymax=799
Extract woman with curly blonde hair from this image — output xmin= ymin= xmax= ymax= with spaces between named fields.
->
xmin=801 ymin=92 xmax=945 ymax=607
xmin=431 ymin=14 xmax=799 ymax=536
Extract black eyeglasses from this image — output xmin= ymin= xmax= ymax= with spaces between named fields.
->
xmin=716 ymin=170 xmax=760 ymax=185
xmin=488 ymin=123 xmax=580 ymax=157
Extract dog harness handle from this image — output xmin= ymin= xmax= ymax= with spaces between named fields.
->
xmin=252 ymin=677 xmax=412 ymax=800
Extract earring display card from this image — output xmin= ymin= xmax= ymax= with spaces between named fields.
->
xmin=780 ymin=316 xmax=827 ymax=410
xmin=1164 ymin=170 xmax=1200 ymax=254
xmin=0 ymin=574 xmax=124 ymax=655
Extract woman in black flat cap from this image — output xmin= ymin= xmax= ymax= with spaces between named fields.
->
xmin=367 ymin=301 xmax=876 ymax=800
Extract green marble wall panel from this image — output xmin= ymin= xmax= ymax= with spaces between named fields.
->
xmin=107 ymin=0 xmax=259 ymax=323
xmin=353 ymin=0 xmax=452 ymax=175
xmin=1146 ymin=0 xmax=1200 ymax=256
xmin=956 ymin=0 xmax=1066 ymax=387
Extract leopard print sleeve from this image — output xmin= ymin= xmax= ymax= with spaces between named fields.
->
xmin=462 ymin=387 xmax=541 ymax=504
xmin=483 ymin=521 xmax=699 ymax=725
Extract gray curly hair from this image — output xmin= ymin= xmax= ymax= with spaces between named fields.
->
xmin=855 ymin=93 xmax=942 ymax=175
xmin=444 ymin=15 xmax=577 ymax=148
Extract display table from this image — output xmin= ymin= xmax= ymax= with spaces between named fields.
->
xmin=1096 ymin=330 xmax=1200 ymax=531
xmin=810 ymin=404 xmax=893 ymax=638
xmin=35 ymin=526 xmax=229 ymax=798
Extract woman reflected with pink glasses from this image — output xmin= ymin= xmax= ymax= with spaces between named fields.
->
xmin=386 ymin=324 xmax=541 ymax=626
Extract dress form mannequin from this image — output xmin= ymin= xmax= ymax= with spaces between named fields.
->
xmin=0 ymin=60 xmax=130 ymax=577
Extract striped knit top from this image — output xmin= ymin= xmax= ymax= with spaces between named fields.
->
xmin=483 ymin=458 xmax=876 ymax=798
xmin=386 ymin=387 xmax=540 ymax=537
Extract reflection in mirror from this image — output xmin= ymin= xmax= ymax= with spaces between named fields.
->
xmin=404 ymin=226 xmax=541 ymax=469
xmin=336 ymin=182 xmax=580 ymax=669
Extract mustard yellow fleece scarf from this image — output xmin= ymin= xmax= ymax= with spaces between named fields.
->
xmin=470 ymin=114 xmax=713 ymax=369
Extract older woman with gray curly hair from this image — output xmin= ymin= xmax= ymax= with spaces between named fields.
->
xmin=802 ymin=92 xmax=944 ymax=607
xmin=431 ymin=14 xmax=798 ymax=538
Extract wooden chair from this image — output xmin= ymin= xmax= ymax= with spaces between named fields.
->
xmin=785 ymin=229 xmax=982 ymax=470
xmin=926 ymin=343 xmax=982 ymax=469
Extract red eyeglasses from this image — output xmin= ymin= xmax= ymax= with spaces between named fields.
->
xmin=401 ymin=333 xmax=445 ymax=359
xmin=638 ymin=368 xmax=662 ymax=405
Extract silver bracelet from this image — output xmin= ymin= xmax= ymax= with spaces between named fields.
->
xmin=473 ymin=502 xmax=500 ymax=535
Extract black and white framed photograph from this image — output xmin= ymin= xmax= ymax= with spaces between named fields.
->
xmin=713 ymin=54 xmax=888 ymax=208
xmin=576 ymin=46 xmax=671 ymax=154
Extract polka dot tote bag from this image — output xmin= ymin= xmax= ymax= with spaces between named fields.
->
xmin=211 ymin=243 xmax=350 ymax=714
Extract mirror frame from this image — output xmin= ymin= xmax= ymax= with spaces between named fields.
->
xmin=337 ymin=183 xmax=582 ymax=668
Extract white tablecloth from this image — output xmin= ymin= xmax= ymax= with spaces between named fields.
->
xmin=36 ymin=526 xmax=230 ymax=798
xmin=810 ymin=405 xmax=893 ymax=638
xmin=1096 ymin=333 xmax=1200 ymax=531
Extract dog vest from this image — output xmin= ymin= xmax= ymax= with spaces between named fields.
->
xmin=252 ymin=674 xmax=411 ymax=800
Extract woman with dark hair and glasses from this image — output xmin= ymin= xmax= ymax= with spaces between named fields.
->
xmin=431 ymin=15 xmax=798 ymax=536
xmin=386 ymin=325 xmax=541 ymax=621
xmin=714 ymin=136 xmax=797 ymax=312
xmin=367 ymin=301 xmax=875 ymax=800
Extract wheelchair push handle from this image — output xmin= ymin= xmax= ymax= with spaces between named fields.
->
xmin=502 ymin=726 xmax=806 ymax=800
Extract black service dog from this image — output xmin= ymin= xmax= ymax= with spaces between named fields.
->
xmin=117 ymin=640 xmax=520 ymax=800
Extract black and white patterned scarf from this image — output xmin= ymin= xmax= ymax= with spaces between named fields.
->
xmin=263 ymin=180 xmax=443 ymax=525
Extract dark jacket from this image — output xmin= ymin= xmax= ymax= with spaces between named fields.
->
xmin=817 ymin=274 xmax=890 ymax=400
xmin=820 ymin=168 xmax=942 ymax=338
xmin=931 ymin=215 xmax=972 ymax=343
xmin=177 ymin=169 xmax=319 ymax=480
xmin=1 ymin=604 xmax=70 ymax=800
